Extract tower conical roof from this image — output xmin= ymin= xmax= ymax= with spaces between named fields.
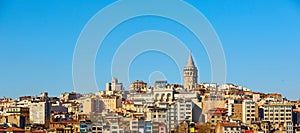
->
xmin=186 ymin=52 xmax=195 ymax=67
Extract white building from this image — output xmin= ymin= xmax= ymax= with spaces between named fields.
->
xmin=130 ymin=119 xmax=140 ymax=133
xmin=219 ymin=83 xmax=238 ymax=91
xmin=167 ymin=98 xmax=193 ymax=131
xmin=200 ymin=83 xmax=218 ymax=90
xmin=106 ymin=77 xmax=123 ymax=92
xmin=153 ymin=86 xmax=174 ymax=103
xmin=29 ymin=101 xmax=51 ymax=125
xmin=252 ymin=93 xmax=261 ymax=102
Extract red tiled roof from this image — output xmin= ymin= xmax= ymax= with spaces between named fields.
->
xmin=221 ymin=122 xmax=238 ymax=127
xmin=209 ymin=108 xmax=227 ymax=114
xmin=235 ymin=92 xmax=244 ymax=95
xmin=5 ymin=127 xmax=25 ymax=131
xmin=133 ymin=113 xmax=144 ymax=117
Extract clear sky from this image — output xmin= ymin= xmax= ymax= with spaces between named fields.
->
xmin=1 ymin=0 xmax=300 ymax=99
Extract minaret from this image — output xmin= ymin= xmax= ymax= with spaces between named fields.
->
xmin=183 ymin=52 xmax=198 ymax=90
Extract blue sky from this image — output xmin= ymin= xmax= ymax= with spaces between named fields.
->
xmin=0 ymin=0 xmax=300 ymax=99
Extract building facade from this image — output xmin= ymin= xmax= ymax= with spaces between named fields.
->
xmin=29 ymin=101 xmax=51 ymax=126
xmin=261 ymin=103 xmax=293 ymax=133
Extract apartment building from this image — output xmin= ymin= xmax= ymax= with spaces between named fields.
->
xmin=208 ymin=108 xmax=228 ymax=126
xmin=102 ymin=95 xmax=122 ymax=112
xmin=261 ymin=102 xmax=293 ymax=133
xmin=5 ymin=107 xmax=30 ymax=124
xmin=242 ymin=100 xmax=258 ymax=124
xmin=29 ymin=101 xmax=51 ymax=126
xmin=77 ymin=97 xmax=105 ymax=115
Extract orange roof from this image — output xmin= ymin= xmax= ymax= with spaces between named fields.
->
xmin=236 ymin=98 xmax=244 ymax=101
xmin=293 ymin=109 xmax=300 ymax=112
xmin=222 ymin=122 xmax=239 ymax=127
xmin=265 ymin=93 xmax=282 ymax=98
xmin=235 ymin=92 xmax=244 ymax=95
xmin=6 ymin=127 xmax=25 ymax=131
xmin=209 ymin=108 xmax=227 ymax=114
xmin=133 ymin=113 xmax=144 ymax=116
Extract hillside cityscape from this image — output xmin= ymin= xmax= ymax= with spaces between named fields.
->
xmin=0 ymin=53 xmax=299 ymax=133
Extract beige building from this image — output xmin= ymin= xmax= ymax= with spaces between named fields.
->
xmin=0 ymin=98 xmax=14 ymax=112
xmin=102 ymin=95 xmax=122 ymax=112
xmin=59 ymin=92 xmax=80 ymax=102
xmin=262 ymin=102 xmax=293 ymax=133
xmin=227 ymin=99 xmax=258 ymax=124
xmin=130 ymin=80 xmax=147 ymax=92
xmin=207 ymin=108 xmax=227 ymax=126
xmin=5 ymin=107 xmax=30 ymax=124
xmin=183 ymin=53 xmax=198 ymax=90
xmin=202 ymin=97 xmax=226 ymax=123
xmin=77 ymin=97 xmax=104 ymax=115
xmin=243 ymin=100 xmax=258 ymax=124
xmin=0 ymin=114 xmax=26 ymax=128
